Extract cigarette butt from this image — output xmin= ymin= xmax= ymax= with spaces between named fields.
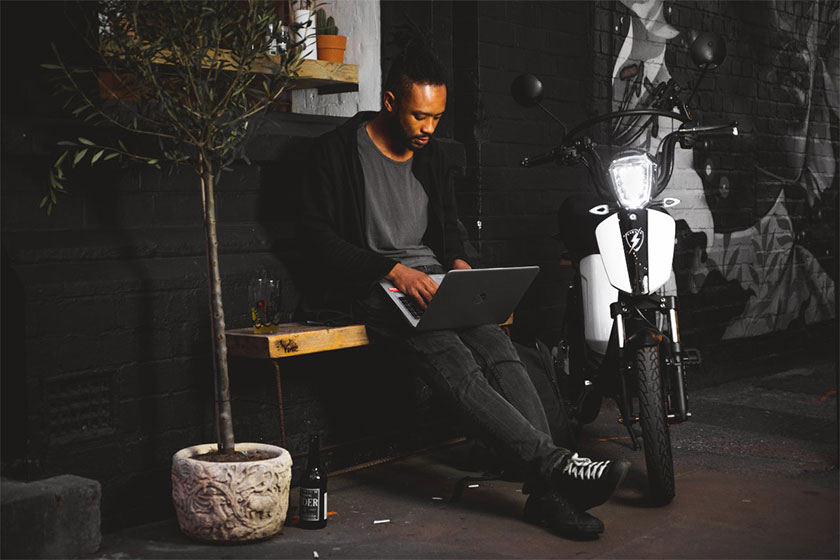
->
xmin=468 ymin=484 xmax=480 ymax=488
xmin=373 ymin=519 xmax=390 ymax=524
xmin=313 ymin=552 xmax=319 ymax=559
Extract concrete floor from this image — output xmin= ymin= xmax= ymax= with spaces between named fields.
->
xmin=91 ymin=359 xmax=838 ymax=559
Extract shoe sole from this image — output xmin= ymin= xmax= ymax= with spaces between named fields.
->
xmin=524 ymin=500 xmax=604 ymax=540
xmin=572 ymin=458 xmax=630 ymax=511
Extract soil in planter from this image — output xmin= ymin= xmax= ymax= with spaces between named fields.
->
xmin=193 ymin=449 xmax=277 ymax=463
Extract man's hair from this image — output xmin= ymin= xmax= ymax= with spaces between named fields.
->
xmin=383 ymin=41 xmax=446 ymax=100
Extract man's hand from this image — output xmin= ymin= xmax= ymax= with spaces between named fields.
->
xmin=386 ymin=263 xmax=439 ymax=310
xmin=452 ymin=258 xmax=472 ymax=270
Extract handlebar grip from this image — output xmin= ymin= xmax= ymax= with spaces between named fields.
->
xmin=520 ymin=148 xmax=558 ymax=168
xmin=680 ymin=121 xmax=739 ymax=136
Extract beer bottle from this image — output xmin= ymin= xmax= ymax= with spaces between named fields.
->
xmin=298 ymin=434 xmax=327 ymax=529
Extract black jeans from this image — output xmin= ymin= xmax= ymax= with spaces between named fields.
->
xmin=354 ymin=265 xmax=570 ymax=488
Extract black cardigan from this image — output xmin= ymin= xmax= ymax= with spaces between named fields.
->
xmin=299 ymin=111 xmax=467 ymax=310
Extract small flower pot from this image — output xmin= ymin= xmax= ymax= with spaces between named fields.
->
xmin=316 ymin=35 xmax=347 ymax=63
xmin=171 ymin=443 xmax=292 ymax=542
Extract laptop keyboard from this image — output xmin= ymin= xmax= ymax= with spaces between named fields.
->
xmin=397 ymin=295 xmax=424 ymax=320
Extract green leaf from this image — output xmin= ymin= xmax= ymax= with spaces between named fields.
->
xmin=54 ymin=151 xmax=68 ymax=168
xmin=57 ymin=141 xmax=76 ymax=146
xmin=73 ymin=148 xmax=88 ymax=167
xmin=91 ymin=149 xmax=105 ymax=164
xmin=147 ymin=159 xmax=158 ymax=165
xmin=104 ymin=152 xmax=120 ymax=161
xmin=78 ymin=137 xmax=94 ymax=146
xmin=40 ymin=194 xmax=49 ymax=208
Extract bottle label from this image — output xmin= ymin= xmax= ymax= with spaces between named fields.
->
xmin=300 ymin=487 xmax=322 ymax=522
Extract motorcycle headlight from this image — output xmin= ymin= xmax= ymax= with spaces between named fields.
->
xmin=608 ymin=153 xmax=656 ymax=209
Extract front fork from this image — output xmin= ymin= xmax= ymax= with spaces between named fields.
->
xmin=611 ymin=295 xmax=691 ymax=428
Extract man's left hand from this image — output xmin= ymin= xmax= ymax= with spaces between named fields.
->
xmin=452 ymin=258 xmax=472 ymax=270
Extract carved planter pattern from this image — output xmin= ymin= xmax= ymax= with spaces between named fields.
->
xmin=171 ymin=443 xmax=292 ymax=542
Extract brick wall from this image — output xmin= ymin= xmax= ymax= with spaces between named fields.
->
xmin=449 ymin=1 xmax=593 ymax=344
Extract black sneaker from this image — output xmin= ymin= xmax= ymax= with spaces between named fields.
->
xmin=523 ymin=489 xmax=604 ymax=540
xmin=553 ymin=453 xmax=630 ymax=511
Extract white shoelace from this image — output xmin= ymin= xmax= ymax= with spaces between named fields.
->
xmin=563 ymin=453 xmax=610 ymax=480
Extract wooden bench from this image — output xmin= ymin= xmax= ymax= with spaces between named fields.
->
xmin=226 ymin=322 xmax=372 ymax=449
xmin=225 ymin=317 xmax=512 ymax=451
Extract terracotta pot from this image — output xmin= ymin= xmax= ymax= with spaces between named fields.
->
xmin=171 ymin=443 xmax=292 ymax=542
xmin=317 ymin=35 xmax=347 ymax=63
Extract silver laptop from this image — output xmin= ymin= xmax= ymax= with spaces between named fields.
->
xmin=379 ymin=266 xmax=540 ymax=331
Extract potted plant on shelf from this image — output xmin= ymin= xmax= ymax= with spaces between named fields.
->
xmin=293 ymin=0 xmax=317 ymax=60
xmin=314 ymin=7 xmax=347 ymax=63
xmin=42 ymin=0 xmax=304 ymax=543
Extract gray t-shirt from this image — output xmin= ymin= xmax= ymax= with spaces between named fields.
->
xmin=356 ymin=123 xmax=440 ymax=268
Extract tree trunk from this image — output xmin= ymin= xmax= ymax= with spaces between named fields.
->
xmin=200 ymin=156 xmax=235 ymax=452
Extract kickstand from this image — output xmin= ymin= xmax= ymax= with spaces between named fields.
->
xmin=625 ymin=424 xmax=641 ymax=451
xmin=451 ymin=472 xmax=503 ymax=502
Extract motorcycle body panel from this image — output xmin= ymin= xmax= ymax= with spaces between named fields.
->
xmin=594 ymin=208 xmax=676 ymax=295
xmin=579 ymin=253 xmax=617 ymax=355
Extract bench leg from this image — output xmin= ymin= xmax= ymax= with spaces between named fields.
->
xmin=272 ymin=360 xmax=287 ymax=449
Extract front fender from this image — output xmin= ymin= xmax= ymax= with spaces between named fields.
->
xmin=624 ymin=327 xmax=664 ymax=351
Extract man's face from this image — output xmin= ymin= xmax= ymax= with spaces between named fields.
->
xmin=389 ymin=82 xmax=447 ymax=151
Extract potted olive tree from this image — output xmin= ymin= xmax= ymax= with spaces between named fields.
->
xmin=43 ymin=0 xmax=304 ymax=542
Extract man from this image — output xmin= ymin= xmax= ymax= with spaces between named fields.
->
xmin=300 ymin=44 xmax=629 ymax=540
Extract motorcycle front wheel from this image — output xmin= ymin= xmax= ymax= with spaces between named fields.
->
xmin=636 ymin=344 xmax=675 ymax=505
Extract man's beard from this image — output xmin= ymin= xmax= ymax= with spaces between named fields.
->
xmin=390 ymin=118 xmax=430 ymax=151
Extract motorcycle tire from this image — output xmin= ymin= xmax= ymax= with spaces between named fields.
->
xmin=635 ymin=344 xmax=675 ymax=505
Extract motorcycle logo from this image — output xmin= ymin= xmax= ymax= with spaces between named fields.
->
xmin=623 ymin=228 xmax=645 ymax=253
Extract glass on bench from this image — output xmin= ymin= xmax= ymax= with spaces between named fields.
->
xmin=249 ymin=276 xmax=284 ymax=333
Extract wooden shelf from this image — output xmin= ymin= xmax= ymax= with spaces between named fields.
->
xmin=104 ymin=43 xmax=359 ymax=94
xmin=293 ymin=59 xmax=358 ymax=93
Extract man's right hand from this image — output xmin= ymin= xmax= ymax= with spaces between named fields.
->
xmin=385 ymin=263 xmax=438 ymax=310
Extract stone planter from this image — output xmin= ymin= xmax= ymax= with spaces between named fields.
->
xmin=171 ymin=443 xmax=292 ymax=542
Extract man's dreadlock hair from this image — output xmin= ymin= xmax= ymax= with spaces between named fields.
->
xmin=384 ymin=28 xmax=446 ymax=101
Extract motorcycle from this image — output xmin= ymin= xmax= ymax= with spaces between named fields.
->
xmin=511 ymin=33 xmax=737 ymax=504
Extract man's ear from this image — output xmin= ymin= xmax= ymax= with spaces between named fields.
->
xmin=383 ymin=91 xmax=398 ymax=114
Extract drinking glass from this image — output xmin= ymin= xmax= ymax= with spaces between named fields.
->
xmin=249 ymin=276 xmax=282 ymax=333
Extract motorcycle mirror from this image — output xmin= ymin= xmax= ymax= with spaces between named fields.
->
xmin=689 ymin=32 xmax=726 ymax=69
xmin=511 ymin=74 xmax=544 ymax=107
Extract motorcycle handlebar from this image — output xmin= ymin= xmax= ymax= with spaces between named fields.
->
xmin=677 ymin=121 xmax=739 ymax=136
xmin=520 ymin=145 xmax=581 ymax=167
xmin=520 ymin=148 xmax=559 ymax=168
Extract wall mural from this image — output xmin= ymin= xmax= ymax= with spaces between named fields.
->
xmin=609 ymin=0 xmax=837 ymax=339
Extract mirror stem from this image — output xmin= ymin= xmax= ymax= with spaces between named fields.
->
xmin=537 ymin=103 xmax=567 ymax=139
xmin=685 ymin=64 xmax=709 ymax=107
